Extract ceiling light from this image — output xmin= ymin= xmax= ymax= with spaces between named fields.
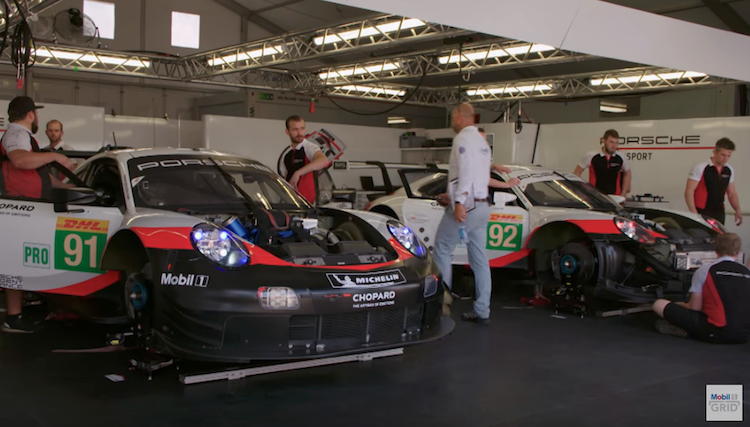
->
xmin=314 ymin=18 xmax=426 ymax=45
xmin=339 ymin=85 xmax=406 ymax=96
xmin=600 ymin=100 xmax=627 ymax=113
xmin=438 ymin=44 xmax=555 ymax=64
xmin=319 ymin=62 xmax=400 ymax=80
xmin=207 ymin=45 xmax=284 ymax=66
xmin=388 ymin=116 xmax=410 ymax=124
xmin=466 ymin=84 xmax=552 ymax=96
xmin=35 ymin=48 xmax=150 ymax=68
xmin=590 ymin=71 xmax=706 ymax=86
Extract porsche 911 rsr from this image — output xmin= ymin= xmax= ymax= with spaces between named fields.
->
xmin=366 ymin=165 xmax=727 ymax=304
xmin=0 ymin=148 xmax=453 ymax=363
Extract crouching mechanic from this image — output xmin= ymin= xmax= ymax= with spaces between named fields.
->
xmin=0 ymin=96 xmax=74 ymax=333
xmin=652 ymin=232 xmax=750 ymax=344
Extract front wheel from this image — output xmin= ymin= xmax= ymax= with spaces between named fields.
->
xmin=124 ymin=263 xmax=155 ymax=347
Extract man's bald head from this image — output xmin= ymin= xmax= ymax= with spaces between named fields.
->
xmin=451 ymin=102 xmax=476 ymax=132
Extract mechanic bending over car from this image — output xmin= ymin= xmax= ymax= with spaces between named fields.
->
xmin=279 ymin=115 xmax=330 ymax=204
xmin=684 ymin=137 xmax=742 ymax=226
xmin=573 ymin=129 xmax=632 ymax=197
xmin=0 ymin=96 xmax=75 ymax=334
xmin=652 ymin=233 xmax=750 ymax=344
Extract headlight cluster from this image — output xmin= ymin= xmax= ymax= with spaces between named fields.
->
xmin=191 ymin=223 xmax=249 ymax=268
xmin=257 ymin=286 xmax=300 ymax=310
xmin=613 ymin=217 xmax=656 ymax=244
xmin=387 ymin=219 xmax=427 ymax=258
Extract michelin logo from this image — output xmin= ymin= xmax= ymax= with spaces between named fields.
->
xmin=160 ymin=273 xmax=209 ymax=287
xmin=327 ymin=269 xmax=406 ymax=288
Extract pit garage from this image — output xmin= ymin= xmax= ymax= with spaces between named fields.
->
xmin=1 ymin=0 xmax=749 ymax=425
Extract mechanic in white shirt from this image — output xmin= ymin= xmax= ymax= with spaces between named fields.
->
xmin=432 ymin=103 xmax=494 ymax=325
xmin=278 ymin=115 xmax=329 ymax=204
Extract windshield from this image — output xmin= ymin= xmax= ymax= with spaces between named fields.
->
xmin=519 ymin=174 xmax=620 ymax=211
xmin=127 ymin=155 xmax=312 ymax=213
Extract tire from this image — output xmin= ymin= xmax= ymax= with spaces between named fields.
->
xmin=333 ymin=221 xmax=366 ymax=241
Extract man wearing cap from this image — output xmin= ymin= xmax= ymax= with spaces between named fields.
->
xmin=0 ymin=96 xmax=74 ymax=333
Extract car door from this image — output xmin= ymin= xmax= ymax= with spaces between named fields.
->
xmin=0 ymin=159 xmax=125 ymax=294
xmin=399 ymin=169 xmax=449 ymax=254
xmin=483 ymin=185 xmax=531 ymax=268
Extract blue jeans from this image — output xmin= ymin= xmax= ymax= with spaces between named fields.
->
xmin=432 ymin=202 xmax=492 ymax=318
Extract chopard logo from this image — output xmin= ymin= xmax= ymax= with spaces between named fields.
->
xmin=327 ymin=269 xmax=406 ymax=288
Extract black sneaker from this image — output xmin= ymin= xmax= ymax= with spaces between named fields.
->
xmin=655 ymin=319 xmax=688 ymax=338
xmin=461 ymin=311 xmax=490 ymax=325
xmin=1 ymin=315 xmax=44 ymax=333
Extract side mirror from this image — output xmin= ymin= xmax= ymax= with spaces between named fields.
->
xmin=53 ymin=187 xmax=101 ymax=213
xmin=493 ymin=192 xmax=517 ymax=206
xmin=608 ymin=194 xmax=626 ymax=205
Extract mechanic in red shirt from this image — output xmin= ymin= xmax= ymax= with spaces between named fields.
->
xmin=652 ymin=232 xmax=750 ymax=344
xmin=0 ymin=96 xmax=74 ymax=334
xmin=684 ymin=138 xmax=742 ymax=226
xmin=278 ymin=115 xmax=329 ymax=204
xmin=573 ymin=129 xmax=631 ymax=196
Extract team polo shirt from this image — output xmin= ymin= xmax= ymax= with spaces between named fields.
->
xmin=690 ymin=257 xmax=750 ymax=340
xmin=688 ymin=159 xmax=734 ymax=212
xmin=578 ymin=151 xmax=630 ymax=195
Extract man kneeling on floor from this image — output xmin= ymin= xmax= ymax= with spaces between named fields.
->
xmin=652 ymin=232 xmax=750 ymax=344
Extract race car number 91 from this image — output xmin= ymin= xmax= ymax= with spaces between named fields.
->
xmin=54 ymin=217 xmax=109 ymax=274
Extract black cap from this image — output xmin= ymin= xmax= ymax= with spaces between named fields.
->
xmin=8 ymin=96 xmax=43 ymax=117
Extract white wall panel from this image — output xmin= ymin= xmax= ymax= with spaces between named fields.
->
xmin=0 ymin=100 xmax=105 ymax=150
xmin=104 ymin=116 xmax=202 ymax=149
xmin=203 ymin=115 xmax=405 ymax=188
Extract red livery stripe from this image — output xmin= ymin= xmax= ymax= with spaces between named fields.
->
xmin=566 ymin=219 xmax=620 ymax=234
xmin=489 ymin=249 xmax=531 ymax=268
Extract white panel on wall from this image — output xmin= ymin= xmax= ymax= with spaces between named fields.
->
xmin=104 ymin=116 xmax=202 ymax=149
xmin=203 ymin=115 xmax=405 ymax=189
xmin=0 ymin=100 xmax=105 ymax=150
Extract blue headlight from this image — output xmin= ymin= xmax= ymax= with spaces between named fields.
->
xmin=387 ymin=219 xmax=428 ymax=258
xmin=191 ymin=223 xmax=250 ymax=268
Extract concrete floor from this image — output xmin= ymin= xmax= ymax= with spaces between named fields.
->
xmin=1 ymin=291 xmax=748 ymax=427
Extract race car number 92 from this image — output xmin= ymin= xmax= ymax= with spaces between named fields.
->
xmin=54 ymin=218 xmax=109 ymax=274
xmin=486 ymin=222 xmax=522 ymax=251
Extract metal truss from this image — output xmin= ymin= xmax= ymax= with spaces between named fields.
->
xmin=326 ymin=67 xmax=736 ymax=106
xmin=314 ymin=39 xmax=591 ymax=88
xmin=184 ymin=15 xmax=469 ymax=80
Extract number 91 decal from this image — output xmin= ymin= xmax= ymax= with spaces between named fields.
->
xmin=486 ymin=221 xmax=522 ymax=252
xmin=54 ymin=217 xmax=110 ymax=273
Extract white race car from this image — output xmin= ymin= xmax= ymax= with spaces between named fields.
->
xmin=366 ymin=165 xmax=726 ymax=304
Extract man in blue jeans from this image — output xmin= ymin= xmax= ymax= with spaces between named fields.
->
xmin=432 ymin=103 xmax=493 ymax=325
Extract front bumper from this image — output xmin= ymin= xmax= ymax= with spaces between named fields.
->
xmin=146 ymin=249 xmax=453 ymax=363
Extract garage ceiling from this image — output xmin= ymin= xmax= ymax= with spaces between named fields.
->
xmin=3 ymin=0 xmax=748 ymax=106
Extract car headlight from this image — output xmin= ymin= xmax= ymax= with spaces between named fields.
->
xmin=702 ymin=215 xmax=727 ymax=234
xmin=257 ymin=286 xmax=300 ymax=310
xmin=387 ymin=219 xmax=427 ymax=258
xmin=613 ymin=217 xmax=656 ymax=244
xmin=191 ymin=223 xmax=249 ymax=268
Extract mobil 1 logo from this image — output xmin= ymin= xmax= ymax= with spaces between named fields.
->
xmin=24 ymin=243 xmax=50 ymax=269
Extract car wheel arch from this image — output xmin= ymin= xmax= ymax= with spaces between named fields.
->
xmin=101 ymin=229 xmax=150 ymax=274
xmin=526 ymin=221 xmax=589 ymax=252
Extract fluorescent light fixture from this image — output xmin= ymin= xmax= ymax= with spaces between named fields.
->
xmin=590 ymin=71 xmax=706 ymax=86
xmin=319 ymin=62 xmax=400 ymax=80
xmin=314 ymin=18 xmax=426 ymax=45
xmin=207 ymin=45 xmax=284 ymax=66
xmin=600 ymin=101 xmax=627 ymax=113
xmin=466 ymin=84 xmax=552 ymax=96
xmin=35 ymin=48 xmax=150 ymax=68
xmin=439 ymin=44 xmax=555 ymax=64
xmin=340 ymin=85 xmax=406 ymax=96
xmin=388 ymin=116 xmax=410 ymax=124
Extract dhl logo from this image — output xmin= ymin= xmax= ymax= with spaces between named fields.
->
xmin=489 ymin=213 xmax=522 ymax=222
xmin=56 ymin=217 xmax=110 ymax=234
